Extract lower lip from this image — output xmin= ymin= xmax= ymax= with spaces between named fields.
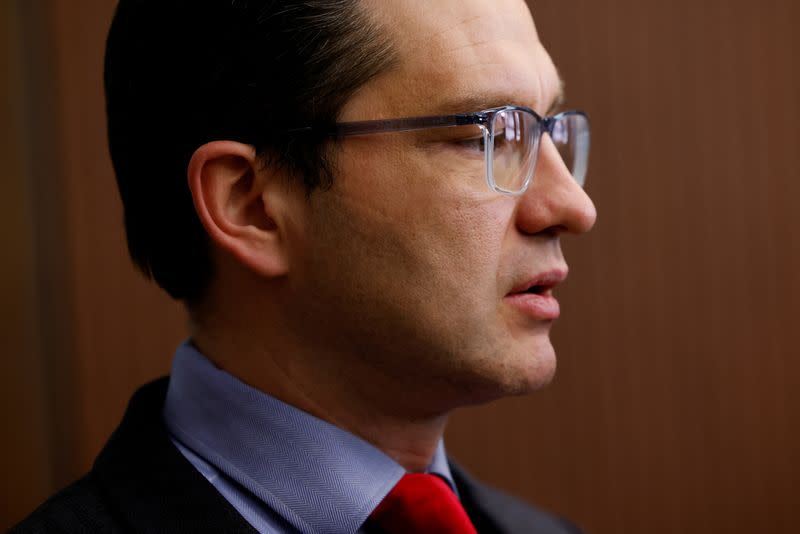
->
xmin=504 ymin=291 xmax=561 ymax=320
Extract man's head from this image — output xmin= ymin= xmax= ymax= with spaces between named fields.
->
xmin=104 ymin=0 xmax=398 ymax=303
xmin=105 ymin=0 xmax=596 ymax=414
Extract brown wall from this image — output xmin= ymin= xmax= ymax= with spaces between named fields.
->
xmin=1 ymin=1 xmax=53 ymax=521
xmin=2 ymin=0 xmax=798 ymax=532
xmin=2 ymin=0 xmax=187 ymax=523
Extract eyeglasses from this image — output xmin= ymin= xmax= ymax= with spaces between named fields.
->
xmin=299 ymin=106 xmax=590 ymax=195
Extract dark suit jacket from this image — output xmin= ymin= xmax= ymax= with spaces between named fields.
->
xmin=11 ymin=379 xmax=582 ymax=533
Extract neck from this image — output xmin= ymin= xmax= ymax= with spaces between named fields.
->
xmin=191 ymin=318 xmax=449 ymax=472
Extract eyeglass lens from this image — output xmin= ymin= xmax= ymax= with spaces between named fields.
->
xmin=490 ymin=109 xmax=589 ymax=193
xmin=550 ymin=112 xmax=590 ymax=188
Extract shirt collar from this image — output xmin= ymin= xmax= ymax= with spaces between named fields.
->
xmin=163 ymin=341 xmax=456 ymax=533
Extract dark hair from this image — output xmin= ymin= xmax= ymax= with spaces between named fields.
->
xmin=104 ymin=0 xmax=397 ymax=302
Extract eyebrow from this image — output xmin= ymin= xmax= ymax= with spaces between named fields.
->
xmin=433 ymin=77 xmax=567 ymax=117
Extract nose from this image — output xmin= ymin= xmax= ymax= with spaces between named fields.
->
xmin=514 ymin=134 xmax=597 ymax=236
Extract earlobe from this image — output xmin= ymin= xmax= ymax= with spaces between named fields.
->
xmin=187 ymin=141 xmax=290 ymax=278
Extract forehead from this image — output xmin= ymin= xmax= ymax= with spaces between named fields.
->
xmin=345 ymin=0 xmax=561 ymax=119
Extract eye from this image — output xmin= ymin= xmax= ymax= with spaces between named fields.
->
xmin=452 ymin=134 xmax=486 ymax=154
xmin=418 ymin=125 xmax=486 ymax=157
xmin=493 ymin=125 xmax=516 ymax=154
xmin=494 ymin=127 xmax=509 ymax=144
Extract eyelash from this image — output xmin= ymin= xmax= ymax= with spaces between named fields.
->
xmin=448 ymin=130 xmax=517 ymax=158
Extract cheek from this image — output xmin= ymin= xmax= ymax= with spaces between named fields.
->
xmin=341 ymin=140 xmax=506 ymax=278
xmin=305 ymin=142 xmax=514 ymax=332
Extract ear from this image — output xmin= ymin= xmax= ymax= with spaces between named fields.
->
xmin=187 ymin=141 xmax=290 ymax=278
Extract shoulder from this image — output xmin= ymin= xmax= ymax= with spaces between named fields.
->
xmin=9 ymin=474 xmax=113 ymax=533
xmin=12 ymin=378 xmax=257 ymax=534
xmin=450 ymin=461 xmax=584 ymax=534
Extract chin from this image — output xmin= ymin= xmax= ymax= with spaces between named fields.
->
xmin=517 ymin=355 xmax=558 ymax=392
xmin=457 ymin=337 xmax=558 ymax=406
xmin=504 ymin=346 xmax=558 ymax=395
xmin=490 ymin=310 xmax=561 ymax=388
xmin=492 ymin=322 xmax=558 ymax=388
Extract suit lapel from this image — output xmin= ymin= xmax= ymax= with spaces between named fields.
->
xmin=91 ymin=378 xmax=258 ymax=533
xmin=449 ymin=461 xmax=582 ymax=534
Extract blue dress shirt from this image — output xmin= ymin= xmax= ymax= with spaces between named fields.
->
xmin=163 ymin=342 xmax=457 ymax=534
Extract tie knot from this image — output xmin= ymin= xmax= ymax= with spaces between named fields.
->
xmin=368 ymin=473 xmax=477 ymax=534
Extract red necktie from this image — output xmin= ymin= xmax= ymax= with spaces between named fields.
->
xmin=368 ymin=473 xmax=478 ymax=534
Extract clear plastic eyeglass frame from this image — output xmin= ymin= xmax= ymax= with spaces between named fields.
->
xmin=292 ymin=105 xmax=590 ymax=196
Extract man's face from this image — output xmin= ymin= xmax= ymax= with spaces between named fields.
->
xmin=281 ymin=0 xmax=596 ymax=410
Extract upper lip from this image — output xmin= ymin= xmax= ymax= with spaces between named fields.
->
xmin=507 ymin=268 xmax=568 ymax=295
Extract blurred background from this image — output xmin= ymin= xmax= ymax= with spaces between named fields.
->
xmin=2 ymin=0 xmax=798 ymax=532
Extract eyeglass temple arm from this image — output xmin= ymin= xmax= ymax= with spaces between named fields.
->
xmin=286 ymin=113 xmax=487 ymax=138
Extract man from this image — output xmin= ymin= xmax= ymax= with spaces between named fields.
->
xmin=14 ymin=0 xmax=595 ymax=532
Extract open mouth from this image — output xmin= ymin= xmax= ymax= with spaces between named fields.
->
xmin=506 ymin=269 xmax=567 ymax=299
xmin=505 ymin=271 xmax=565 ymax=320
xmin=521 ymin=284 xmax=549 ymax=296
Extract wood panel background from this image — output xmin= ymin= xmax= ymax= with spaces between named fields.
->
xmin=2 ymin=0 xmax=797 ymax=532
